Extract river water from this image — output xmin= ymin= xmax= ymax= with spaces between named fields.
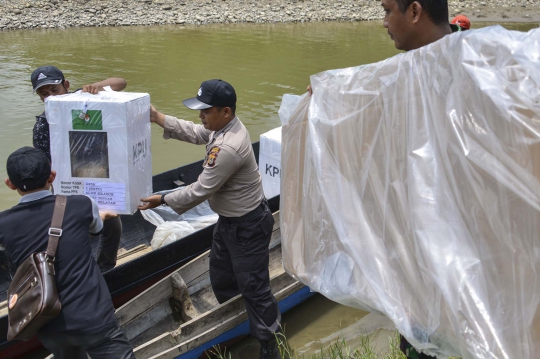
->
xmin=0 ymin=21 xmax=401 ymax=210
xmin=1 ymin=20 xmax=537 ymax=358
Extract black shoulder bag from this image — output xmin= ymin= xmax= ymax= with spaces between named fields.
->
xmin=7 ymin=195 xmax=66 ymax=341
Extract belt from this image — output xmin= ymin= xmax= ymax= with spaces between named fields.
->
xmin=221 ymin=200 xmax=267 ymax=223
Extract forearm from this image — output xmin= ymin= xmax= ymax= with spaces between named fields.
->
xmin=93 ymin=77 xmax=127 ymax=91
xmin=165 ymin=148 xmax=241 ymax=213
xmin=164 ymin=183 xmax=215 ymax=215
xmin=150 ymin=109 xmax=166 ymax=128
xmin=162 ymin=115 xmax=210 ymax=145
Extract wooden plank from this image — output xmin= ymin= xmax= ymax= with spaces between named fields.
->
xmin=177 ymin=251 xmax=211 ymax=287
xmin=116 ymin=275 xmax=173 ymax=326
xmin=117 ymin=244 xmax=147 ymax=259
xmin=269 ymin=228 xmax=281 ymax=250
xmin=272 ymin=211 xmax=280 ymax=232
xmin=0 ymin=300 xmax=6 ymax=318
xmin=123 ymin=299 xmax=176 ymax=343
xmin=116 ymin=245 xmax=153 ymax=266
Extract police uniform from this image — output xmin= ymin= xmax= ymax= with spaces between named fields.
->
xmin=162 ymin=115 xmax=265 ymax=217
xmin=160 ymin=81 xmax=281 ymax=348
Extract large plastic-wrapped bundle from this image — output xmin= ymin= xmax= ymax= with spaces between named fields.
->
xmin=280 ymin=26 xmax=540 ymax=359
xmin=46 ymin=91 xmax=152 ymax=215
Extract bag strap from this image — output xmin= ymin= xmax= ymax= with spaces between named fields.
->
xmin=46 ymin=195 xmax=67 ymax=259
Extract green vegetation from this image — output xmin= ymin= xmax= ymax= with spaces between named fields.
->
xmin=206 ymin=330 xmax=407 ymax=359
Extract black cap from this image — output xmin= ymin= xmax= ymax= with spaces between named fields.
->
xmin=7 ymin=147 xmax=51 ymax=191
xmin=31 ymin=66 xmax=65 ymax=92
xmin=183 ymin=79 xmax=237 ymax=110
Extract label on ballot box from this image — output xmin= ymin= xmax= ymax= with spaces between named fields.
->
xmin=46 ymin=90 xmax=152 ymax=215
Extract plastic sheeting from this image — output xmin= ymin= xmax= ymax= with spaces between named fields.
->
xmin=280 ymin=26 xmax=540 ymax=359
xmin=141 ymin=189 xmax=218 ymax=249
xmin=46 ymin=89 xmax=152 ymax=215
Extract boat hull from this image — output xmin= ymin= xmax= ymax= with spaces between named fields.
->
xmin=178 ymin=286 xmax=314 ymax=359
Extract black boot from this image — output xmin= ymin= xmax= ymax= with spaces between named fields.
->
xmin=259 ymin=340 xmax=282 ymax=359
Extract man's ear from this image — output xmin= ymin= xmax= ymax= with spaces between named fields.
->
xmin=410 ymin=1 xmax=423 ymax=23
xmin=5 ymin=178 xmax=18 ymax=191
xmin=48 ymin=170 xmax=56 ymax=185
xmin=63 ymin=80 xmax=70 ymax=92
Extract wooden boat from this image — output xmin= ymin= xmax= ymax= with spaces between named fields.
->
xmin=115 ymin=211 xmax=314 ymax=359
xmin=0 ymin=142 xmax=281 ymax=358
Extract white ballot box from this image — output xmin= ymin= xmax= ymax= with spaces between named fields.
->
xmin=46 ymin=91 xmax=152 ymax=215
xmin=259 ymin=127 xmax=282 ymax=199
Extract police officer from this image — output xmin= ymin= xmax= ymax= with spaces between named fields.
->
xmin=138 ymin=79 xmax=282 ymax=359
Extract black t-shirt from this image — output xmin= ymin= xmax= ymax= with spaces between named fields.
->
xmin=0 ymin=194 xmax=116 ymax=334
xmin=33 ymin=89 xmax=82 ymax=161
xmin=33 ymin=112 xmax=51 ymax=161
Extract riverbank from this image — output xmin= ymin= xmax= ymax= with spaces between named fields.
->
xmin=0 ymin=0 xmax=539 ymax=31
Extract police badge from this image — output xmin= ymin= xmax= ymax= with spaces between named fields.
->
xmin=204 ymin=146 xmax=221 ymax=167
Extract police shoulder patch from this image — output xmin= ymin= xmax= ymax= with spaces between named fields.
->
xmin=204 ymin=146 xmax=221 ymax=167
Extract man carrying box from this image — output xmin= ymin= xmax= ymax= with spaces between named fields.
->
xmin=305 ymin=1 xmax=461 ymax=358
xmin=31 ymin=65 xmax=127 ymax=272
xmin=138 ymin=79 xmax=282 ymax=359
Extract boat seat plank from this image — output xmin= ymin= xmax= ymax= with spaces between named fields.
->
xmin=0 ymin=300 xmax=6 ymax=318
xmin=116 ymin=276 xmax=173 ymax=326
xmin=125 ymin=299 xmax=179 ymax=346
xmin=116 ymin=244 xmax=153 ymax=267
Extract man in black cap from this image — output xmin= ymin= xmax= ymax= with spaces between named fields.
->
xmin=31 ymin=65 xmax=127 ymax=161
xmin=0 ymin=147 xmax=135 ymax=359
xmin=31 ymin=65 xmax=127 ymax=272
xmin=138 ymin=79 xmax=282 ymax=359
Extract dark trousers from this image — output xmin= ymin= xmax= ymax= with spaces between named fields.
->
xmin=209 ymin=201 xmax=281 ymax=342
xmin=37 ymin=325 xmax=135 ymax=359
xmin=96 ymin=216 xmax=122 ymax=272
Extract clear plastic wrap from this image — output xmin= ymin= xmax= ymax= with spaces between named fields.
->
xmin=280 ymin=26 xmax=540 ymax=359
xmin=46 ymin=90 xmax=152 ymax=215
xmin=140 ymin=189 xmax=218 ymax=249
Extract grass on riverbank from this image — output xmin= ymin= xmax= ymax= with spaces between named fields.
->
xmin=207 ymin=330 xmax=407 ymax=359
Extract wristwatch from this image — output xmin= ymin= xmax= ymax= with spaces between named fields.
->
xmin=160 ymin=194 xmax=168 ymax=206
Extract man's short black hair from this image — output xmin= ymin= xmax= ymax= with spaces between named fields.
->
xmin=395 ymin=0 xmax=449 ymax=25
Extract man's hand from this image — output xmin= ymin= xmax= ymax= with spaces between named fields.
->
xmin=138 ymin=195 xmax=162 ymax=211
xmin=99 ymin=210 xmax=118 ymax=221
xmin=83 ymin=78 xmax=127 ymax=93
xmin=82 ymin=83 xmax=104 ymax=94
xmin=306 ymin=84 xmax=313 ymax=96
xmin=150 ymin=105 xmax=166 ymax=128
